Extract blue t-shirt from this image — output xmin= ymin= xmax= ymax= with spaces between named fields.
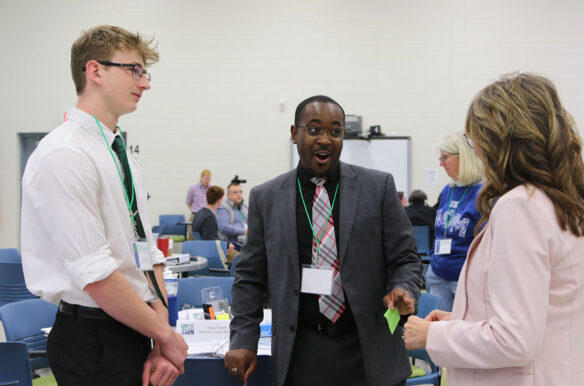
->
xmin=430 ymin=183 xmax=482 ymax=281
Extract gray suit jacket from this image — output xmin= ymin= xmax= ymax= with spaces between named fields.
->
xmin=230 ymin=162 xmax=423 ymax=386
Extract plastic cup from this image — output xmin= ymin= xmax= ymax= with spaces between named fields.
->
xmin=157 ymin=237 xmax=169 ymax=257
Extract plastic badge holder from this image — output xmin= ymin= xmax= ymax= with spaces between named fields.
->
xmin=201 ymin=286 xmax=225 ymax=305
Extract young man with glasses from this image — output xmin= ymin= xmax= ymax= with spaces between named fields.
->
xmin=225 ymin=95 xmax=423 ymax=386
xmin=21 ymin=25 xmax=187 ymax=386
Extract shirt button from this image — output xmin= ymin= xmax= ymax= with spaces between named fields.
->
xmin=289 ymin=325 xmax=295 ymax=332
xmin=293 ymin=289 xmax=299 ymax=296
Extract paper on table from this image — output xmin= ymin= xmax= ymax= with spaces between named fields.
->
xmin=384 ymin=307 xmax=400 ymax=335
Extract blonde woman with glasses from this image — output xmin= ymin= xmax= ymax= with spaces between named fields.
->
xmin=404 ymin=73 xmax=584 ymax=385
xmin=427 ymin=132 xmax=483 ymax=311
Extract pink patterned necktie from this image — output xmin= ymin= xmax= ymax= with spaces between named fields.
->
xmin=311 ymin=177 xmax=345 ymax=322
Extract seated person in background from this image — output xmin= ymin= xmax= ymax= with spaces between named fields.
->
xmin=192 ymin=185 xmax=237 ymax=261
xmin=217 ymin=182 xmax=248 ymax=243
xmin=192 ymin=185 xmax=224 ymax=240
xmin=405 ymin=189 xmax=437 ymax=249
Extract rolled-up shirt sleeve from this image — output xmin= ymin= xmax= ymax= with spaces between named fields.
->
xmin=26 ymin=146 xmax=119 ymax=290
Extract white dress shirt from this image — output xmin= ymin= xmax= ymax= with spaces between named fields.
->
xmin=21 ymin=107 xmax=165 ymax=307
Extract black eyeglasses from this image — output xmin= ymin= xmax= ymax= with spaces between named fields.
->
xmin=83 ymin=60 xmax=151 ymax=82
xmin=297 ymin=125 xmax=346 ymax=139
xmin=464 ymin=133 xmax=474 ymax=148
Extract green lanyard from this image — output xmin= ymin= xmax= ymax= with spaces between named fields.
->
xmin=94 ymin=117 xmax=137 ymax=231
xmin=443 ymin=185 xmax=470 ymax=238
xmin=297 ymin=178 xmax=339 ymax=256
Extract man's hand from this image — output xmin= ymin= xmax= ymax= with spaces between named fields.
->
xmin=158 ymin=329 xmax=188 ymax=374
xmin=403 ymin=315 xmax=431 ymax=350
xmin=224 ymin=348 xmax=257 ymax=385
xmin=425 ymin=309 xmax=451 ymax=322
xmin=142 ymin=345 xmax=179 ymax=386
xmin=383 ymin=287 xmax=415 ymax=315
xmin=228 ymin=243 xmax=235 ymax=253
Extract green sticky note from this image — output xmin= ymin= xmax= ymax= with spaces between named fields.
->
xmin=384 ymin=307 xmax=400 ymax=335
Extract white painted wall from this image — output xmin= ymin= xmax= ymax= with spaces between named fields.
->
xmin=2 ymin=0 xmax=583 ymax=248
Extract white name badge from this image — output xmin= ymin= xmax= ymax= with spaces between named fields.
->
xmin=131 ymin=241 xmax=153 ymax=270
xmin=300 ymin=266 xmax=333 ymax=295
xmin=434 ymin=239 xmax=452 ymax=255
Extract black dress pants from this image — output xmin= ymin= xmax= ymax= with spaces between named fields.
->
xmin=48 ymin=308 xmax=151 ymax=386
xmin=285 ymin=326 xmax=368 ymax=386
xmin=285 ymin=327 xmax=407 ymax=386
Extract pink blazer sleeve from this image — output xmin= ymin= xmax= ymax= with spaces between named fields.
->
xmin=426 ymin=188 xmax=561 ymax=369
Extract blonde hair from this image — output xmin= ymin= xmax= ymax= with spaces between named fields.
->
xmin=71 ymin=25 xmax=159 ymax=95
xmin=466 ymin=72 xmax=584 ymax=236
xmin=201 ymin=169 xmax=212 ymax=177
xmin=439 ymin=133 xmax=483 ymax=186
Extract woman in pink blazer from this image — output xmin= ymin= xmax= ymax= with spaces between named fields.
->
xmin=404 ymin=73 xmax=584 ymax=386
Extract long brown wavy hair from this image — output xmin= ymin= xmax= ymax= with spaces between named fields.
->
xmin=465 ymin=73 xmax=584 ymax=236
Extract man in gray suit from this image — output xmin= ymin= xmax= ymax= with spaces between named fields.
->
xmin=225 ymin=95 xmax=423 ymax=386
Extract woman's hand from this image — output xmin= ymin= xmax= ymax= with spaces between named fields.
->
xmin=403 ymin=315 xmax=431 ymax=350
xmin=425 ymin=309 xmax=452 ymax=322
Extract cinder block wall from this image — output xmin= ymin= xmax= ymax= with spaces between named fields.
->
xmin=2 ymin=0 xmax=583 ymax=247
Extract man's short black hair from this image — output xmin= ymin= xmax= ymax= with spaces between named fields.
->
xmin=294 ymin=95 xmax=345 ymax=126
xmin=226 ymin=182 xmax=240 ymax=191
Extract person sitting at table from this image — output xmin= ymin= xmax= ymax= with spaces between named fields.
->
xmin=405 ymin=189 xmax=437 ymax=249
xmin=217 ymin=182 xmax=248 ymax=243
xmin=192 ymin=186 xmax=237 ymax=261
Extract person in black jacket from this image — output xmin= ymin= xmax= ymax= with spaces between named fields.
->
xmin=404 ymin=189 xmax=437 ymax=249
xmin=192 ymin=186 xmax=224 ymax=240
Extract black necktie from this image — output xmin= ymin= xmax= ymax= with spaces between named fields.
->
xmin=111 ymin=136 xmax=146 ymax=239
xmin=111 ymin=135 xmax=166 ymax=307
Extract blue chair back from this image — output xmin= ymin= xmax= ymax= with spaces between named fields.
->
xmin=417 ymin=292 xmax=441 ymax=319
xmin=0 ymin=299 xmax=58 ymax=371
xmin=413 ymin=225 xmax=430 ymax=256
xmin=406 ymin=292 xmax=442 ymax=385
xmin=0 ymin=262 xmax=37 ymax=307
xmin=0 ymin=342 xmax=33 ymax=386
xmin=174 ymin=355 xmax=272 ymax=386
xmin=177 ymin=276 xmax=235 ymax=308
xmin=0 ymin=248 xmax=21 ymax=262
xmin=159 ymin=214 xmax=186 ymax=236
xmin=182 ymin=240 xmax=228 ymax=276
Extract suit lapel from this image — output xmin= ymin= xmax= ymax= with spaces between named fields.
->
xmin=338 ymin=162 xmax=359 ymax=265
xmin=279 ymin=170 xmax=301 ymax=283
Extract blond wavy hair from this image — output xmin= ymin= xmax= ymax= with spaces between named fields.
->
xmin=465 ymin=73 xmax=584 ymax=236
xmin=439 ymin=133 xmax=484 ymax=186
xmin=71 ymin=25 xmax=159 ymax=95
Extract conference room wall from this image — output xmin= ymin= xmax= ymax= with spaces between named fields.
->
xmin=1 ymin=0 xmax=583 ymax=248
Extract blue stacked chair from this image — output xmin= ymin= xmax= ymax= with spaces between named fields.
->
xmin=0 ymin=261 xmax=37 ymax=307
xmin=0 ymin=298 xmax=58 ymax=373
xmin=0 ymin=342 xmax=33 ymax=386
xmin=0 ymin=248 xmax=22 ymax=262
xmin=406 ymin=292 xmax=442 ymax=385
xmin=159 ymin=214 xmax=187 ymax=237
xmin=182 ymin=240 xmax=228 ymax=276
